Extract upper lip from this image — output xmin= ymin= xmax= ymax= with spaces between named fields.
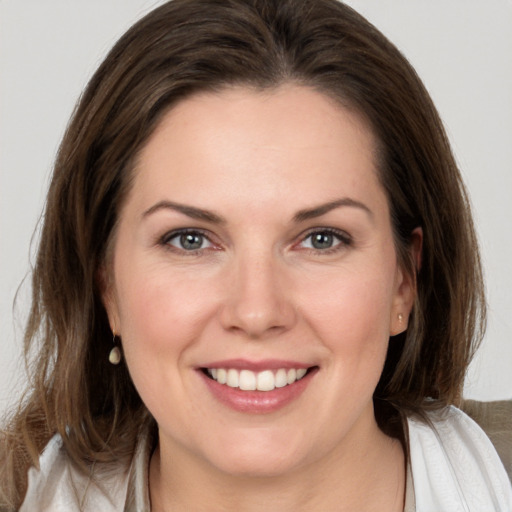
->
xmin=199 ymin=359 xmax=315 ymax=372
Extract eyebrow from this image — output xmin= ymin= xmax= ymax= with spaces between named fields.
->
xmin=292 ymin=198 xmax=373 ymax=223
xmin=142 ymin=197 xmax=372 ymax=225
xmin=142 ymin=200 xmax=226 ymax=224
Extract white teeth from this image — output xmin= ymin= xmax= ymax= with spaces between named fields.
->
xmin=227 ymin=369 xmax=239 ymax=388
xmin=296 ymin=368 xmax=307 ymax=379
xmin=239 ymin=370 xmax=256 ymax=390
xmin=216 ymin=368 xmax=227 ymax=384
xmin=257 ymin=370 xmax=275 ymax=391
xmin=275 ymin=368 xmax=288 ymax=388
xmin=287 ymin=368 xmax=297 ymax=385
xmin=206 ymin=367 xmax=310 ymax=392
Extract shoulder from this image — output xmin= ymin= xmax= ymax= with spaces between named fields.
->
xmin=407 ymin=405 xmax=512 ymax=511
xmin=19 ymin=435 xmax=130 ymax=512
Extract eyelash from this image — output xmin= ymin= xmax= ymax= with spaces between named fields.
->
xmin=159 ymin=228 xmax=216 ymax=255
xmin=158 ymin=227 xmax=353 ymax=255
xmin=296 ymin=228 xmax=353 ymax=255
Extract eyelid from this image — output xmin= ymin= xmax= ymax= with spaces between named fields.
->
xmin=159 ymin=227 xmax=219 ymax=253
xmin=157 ymin=226 xmax=352 ymax=255
xmin=294 ymin=227 xmax=353 ymax=252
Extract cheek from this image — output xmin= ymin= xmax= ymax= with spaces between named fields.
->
xmin=302 ymin=262 xmax=395 ymax=325
xmin=112 ymin=259 xmax=222 ymax=386
xmin=112 ymin=266 xmax=223 ymax=419
xmin=116 ymin=270 xmax=216 ymax=347
xmin=298 ymin=263 xmax=396 ymax=371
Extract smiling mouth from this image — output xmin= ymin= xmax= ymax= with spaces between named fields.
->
xmin=202 ymin=367 xmax=316 ymax=392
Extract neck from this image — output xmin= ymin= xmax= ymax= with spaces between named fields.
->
xmin=149 ymin=412 xmax=405 ymax=512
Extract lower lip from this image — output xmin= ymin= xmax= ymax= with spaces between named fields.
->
xmin=200 ymin=369 xmax=316 ymax=414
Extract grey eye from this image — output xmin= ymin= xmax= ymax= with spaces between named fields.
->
xmin=179 ymin=233 xmax=205 ymax=250
xmin=164 ymin=231 xmax=213 ymax=251
xmin=310 ymin=232 xmax=334 ymax=250
xmin=298 ymin=229 xmax=351 ymax=252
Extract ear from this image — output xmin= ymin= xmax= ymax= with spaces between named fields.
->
xmin=96 ymin=264 xmax=121 ymax=335
xmin=389 ymin=227 xmax=423 ymax=335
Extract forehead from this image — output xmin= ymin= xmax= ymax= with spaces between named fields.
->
xmin=129 ymin=85 xmax=385 ymax=217
xmin=140 ymin=85 xmax=377 ymax=163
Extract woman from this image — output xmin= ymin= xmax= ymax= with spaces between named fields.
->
xmin=1 ymin=0 xmax=510 ymax=510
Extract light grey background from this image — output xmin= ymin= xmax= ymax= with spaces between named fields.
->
xmin=1 ymin=1 xmax=511 ymax=416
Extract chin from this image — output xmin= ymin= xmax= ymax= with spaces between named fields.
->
xmin=199 ymin=430 xmax=313 ymax=479
xmin=213 ymin=452 xmax=302 ymax=479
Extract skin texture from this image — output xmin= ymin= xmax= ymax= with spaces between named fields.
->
xmin=103 ymin=85 xmax=418 ymax=511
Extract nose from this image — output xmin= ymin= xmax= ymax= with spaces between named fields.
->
xmin=219 ymin=253 xmax=297 ymax=339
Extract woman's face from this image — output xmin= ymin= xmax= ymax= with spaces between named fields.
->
xmin=104 ymin=85 xmax=415 ymax=477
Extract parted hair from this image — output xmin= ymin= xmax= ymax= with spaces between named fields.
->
xmin=1 ymin=0 xmax=485 ymax=508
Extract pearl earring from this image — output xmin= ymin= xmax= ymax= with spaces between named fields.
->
xmin=109 ymin=333 xmax=122 ymax=365
xmin=398 ymin=313 xmax=404 ymax=323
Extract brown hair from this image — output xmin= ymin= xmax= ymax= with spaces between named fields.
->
xmin=1 ymin=0 xmax=485 ymax=507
